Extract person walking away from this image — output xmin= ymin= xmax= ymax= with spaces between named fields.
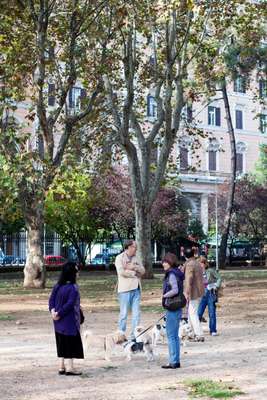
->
xmin=184 ymin=247 xmax=205 ymax=342
xmin=115 ymin=240 xmax=145 ymax=339
xmin=198 ymin=257 xmax=222 ymax=336
xmin=49 ymin=262 xmax=84 ymax=375
xmin=161 ymin=252 xmax=184 ymax=369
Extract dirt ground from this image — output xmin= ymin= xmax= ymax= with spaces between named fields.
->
xmin=1 ymin=276 xmax=267 ymax=400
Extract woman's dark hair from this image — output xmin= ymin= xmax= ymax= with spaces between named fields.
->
xmin=162 ymin=252 xmax=178 ymax=268
xmin=58 ymin=262 xmax=78 ymax=285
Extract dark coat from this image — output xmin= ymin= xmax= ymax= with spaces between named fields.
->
xmin=49 ymin=283 xmax=80 ymax=336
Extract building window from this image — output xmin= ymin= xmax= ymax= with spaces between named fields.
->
xmin=235 ymin=109 xmax=243 ymax=130
xmin=147 ymin=95 xmax=157 ymax=118
xmin=208 ymin=106 xmax=221 ymax=126
xmin=36 ymin=135 xmax=44 ymax=158
xmin=259 ymin=79 xmax=267 ymax=98
xmin=180 ymin=147 xmax=189 ymax=170
xmin=208 ymin=151 xmax=217 ymax=171
xmin=233 ymin=76 xmax=246 ymax=93
xmin=236 ymin=142 xmax=246 ymax=175
xmin=260 ymin=114 xmax=267 ymax=134
xmin=207 ymin=138 xmax=220 ymax=172
xmin=236 ymin=153 xmax=243 ymax=174
xmin=48 ymin=83 xmax=55 ymax=106
xmin=69 ymin=87 xmax=86 ymax=110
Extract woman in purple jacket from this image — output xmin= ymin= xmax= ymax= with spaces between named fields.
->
xmin=49 ymin=262 xmax=84 ymax=375
xmin=161 ymin=253 xmax=184 ymax=369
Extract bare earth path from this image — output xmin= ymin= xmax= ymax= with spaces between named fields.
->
xmin=0 ymin=276 xmax=267 ymax=400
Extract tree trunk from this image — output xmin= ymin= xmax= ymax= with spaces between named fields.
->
xmin=135 ymin=204 xmax=153 ymax=278
xmin=24 ymin=222 xmax=45 ymax=288
xmin=219 ymin=81 xmax=237 ymax=269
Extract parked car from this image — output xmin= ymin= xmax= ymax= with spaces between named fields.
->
xmin=44 ymin=255 xmax=67 ymax=266
xmin=0 ymin=255 xmax=15 ymax=266
xmin=91 ymin=253 xmax=107 ymax=265
xmin=11 ymin=257 xmax=26 ymax=267
xmin=91 ymin=251 xmax=121 ymax=265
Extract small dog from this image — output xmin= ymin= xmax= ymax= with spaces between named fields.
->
xmin=151 ymin=317 xmax=166 ymax=347
xmin=104 ymin=330 xmax=128 ymax=362
xmin=179 ymin=318 xmax=194 ymax=345
xmin=83 ymin=329 xmax=128 ymax=362
xmin=123 ymin=326 xmax=154 ymax=361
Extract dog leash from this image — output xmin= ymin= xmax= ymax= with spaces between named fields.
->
xmin=134 ymin=314 xmax=166 ymax=341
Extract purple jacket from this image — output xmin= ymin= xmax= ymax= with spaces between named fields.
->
xmin=49 ymin=283 xmax=80 ymax=336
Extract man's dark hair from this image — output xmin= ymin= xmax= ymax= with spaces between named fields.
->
xmin=58 ymin=262 xmax=78 ymax=285
xmin=124 ymin=240 xmax=136 ymax=250
xmin=184 ymin=247 xmax=195 ymax=259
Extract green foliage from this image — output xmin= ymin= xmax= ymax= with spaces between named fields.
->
xmin=188 ymin=218 xmax=206 ymax=241
xmin=45 ymin=166 xmax=110 ymax=264
xmin=184 ymin=379 xmax=244 ymax=399
xmin=255 ymin=144 xmax=267 ymax=184
xmin=0 ymin=155 xmax=24 ymax=233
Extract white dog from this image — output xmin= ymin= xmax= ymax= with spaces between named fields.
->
xmin=179 ymin=318 xmax=195 ymax=345
xmin=151 ymin=317 xmax=166 ymax=347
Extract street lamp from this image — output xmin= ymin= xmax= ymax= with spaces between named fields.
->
xmin=215 ymin=178 xmax=219 ymax=271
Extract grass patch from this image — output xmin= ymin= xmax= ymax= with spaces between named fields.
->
xmin=184 ymin=379 xmax=244 ymax=399
xmin=0 ymin=313 xmax=15 ymax=321
xmin=0 ymin=269 xmax=267 ymax=300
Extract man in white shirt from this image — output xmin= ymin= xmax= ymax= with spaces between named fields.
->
xmin=115 ymin=240 xmax=145 ymax=339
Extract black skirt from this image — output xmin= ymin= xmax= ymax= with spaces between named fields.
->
xmin=55 ymin=331 xmax=84 ymax=359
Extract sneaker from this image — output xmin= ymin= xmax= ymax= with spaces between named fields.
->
xmin=200 ymin=317 xmax=207 ymax=323
xmin=211 ymin=332 xmax=218 ymax=336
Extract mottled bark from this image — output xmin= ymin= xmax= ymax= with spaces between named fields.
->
xmin=23 ymin=200 xmax=45 ymax=288
xmin=219 ymin=81 xmax=236 ymax=269
xmin=135 ymin=204 xmax=153 ymax=278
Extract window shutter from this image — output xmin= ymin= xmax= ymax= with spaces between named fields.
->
xmin=48 ymin=83 xmax=55 ymax=106
xmin=69 ymin=88 xmax=74 ymax=108
xmin=259 ymin=80 xmax=267 ymax=98
xmin=236 ymin=153 xmax=243 ymax=174
xmin=234 ymin=80 xmax=237 ymax=92
xmin=208 ymin=106 xmax=212 ymax=125
xmin=209 ymin=151 xmax=216 ymax=171
xmin=147 ymin=95 xmax=151 ymax=116
xmin=180 ymin=148 xmax=189 ymax=170
xmin=187 ymin=104 xmax=193 ymax=123
xmin=80 ymin=89 xmax=86 ymax=109
xmin=236 ymin=110 xmax=243 ymax=129
xmin=259 ymin=80 xmax=263 ymax=97
xmin=215 ymin=107 xmax=221 ymax=126
xmin=242 ymin=78 xmax=246 ymax=93
xmin=260 ymin=115 xmax=267 ymax=134
xmin=80 ymin=89 xmax=86 ymax=99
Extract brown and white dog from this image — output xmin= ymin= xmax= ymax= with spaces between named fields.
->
xmin=97 ymin=326 xmax=154 ymax=362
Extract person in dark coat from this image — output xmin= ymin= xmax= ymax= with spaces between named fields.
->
xmin=49 ymin=262 xmax=84 ymax=375
xmin=161 ymin=252 xmax=184 ymax=369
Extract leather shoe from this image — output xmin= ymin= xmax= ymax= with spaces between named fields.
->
xmin=161 ymin=363 xmax=180 ymax=369
xmin=58 ymin=370 xmax=65 ymax=375
xmin=65 ymin=371 xmax=82 ymax=376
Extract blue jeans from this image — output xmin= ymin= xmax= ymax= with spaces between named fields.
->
xmin=165 ymin=308 xmax=182 ymax=365
xmin=198 ymin=289 xmax=217 ymax=333
xmin=118 ymin=288 xmax=141 ymax=338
